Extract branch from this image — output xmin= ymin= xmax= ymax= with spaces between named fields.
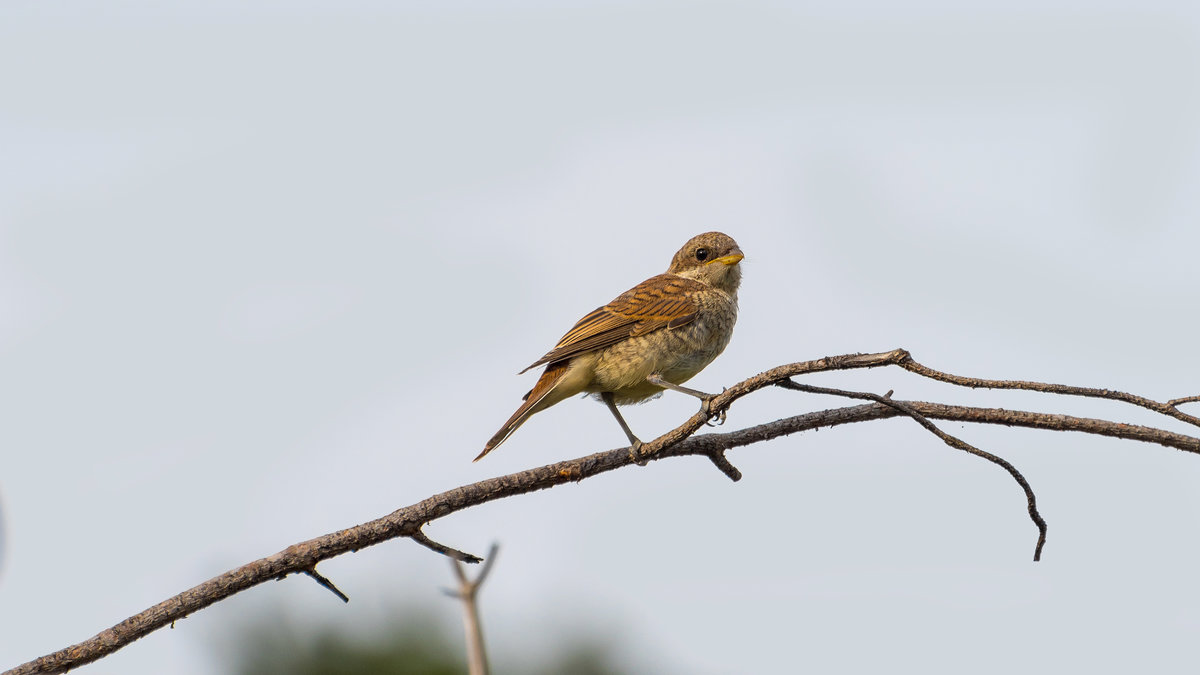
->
xmin=898 ymin=354 xmax=1200 ymax=428
xmin=777 ymin=381 xmax=1047 ymax=560
xmin=1168 ymin=394 xmax=1200 ymax=408
xmin=8 ymin=349 xmax=1200 ymax=675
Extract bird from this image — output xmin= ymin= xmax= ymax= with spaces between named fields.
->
xmin=478 ymin=231 xmax=743 ymax=461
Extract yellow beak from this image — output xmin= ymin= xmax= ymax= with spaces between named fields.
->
xmin=709 ymin=249 xmax=744 ymax=266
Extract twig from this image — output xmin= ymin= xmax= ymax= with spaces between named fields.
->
xmin=705 ymin=451 xmax=742 ymax=481
xmin=1168 ymin=394 xmax=1200 ymax=408
xmin=777 ymin=380 xmax=1048 ymax=561
xmin=9 ymin=349 xmax=1200 ymax=675
xmin=302 ymin=567 xmax=349 ymax=603
xmin=411 ymin=530 xmax=483 ymax=564
xmin=447 ymin=543 xmax=500 ymax=675
xmin=897 ymin=351 xmax=1200 ymax=429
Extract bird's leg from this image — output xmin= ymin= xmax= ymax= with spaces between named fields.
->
xmin=602 ymin=392 xmax=647 ymax=464
xmin=646 ymin=374 xmax=726 ymax=426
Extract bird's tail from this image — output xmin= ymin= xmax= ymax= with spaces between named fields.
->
xmin=476 ymin=361 xmax=570 ymax=461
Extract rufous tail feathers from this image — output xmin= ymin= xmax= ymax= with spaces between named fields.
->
xmin=476 ymin=361 xmax=570 ymax=461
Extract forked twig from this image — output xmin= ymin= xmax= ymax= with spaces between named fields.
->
xmin=777 ymin=380 xmax=1048 ymax=560
xmin=445 ymin=543 xmax=500 ymax=675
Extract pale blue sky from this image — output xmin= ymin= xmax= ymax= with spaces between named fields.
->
xmin=3 ymin=2 xmax=1200 ymax=673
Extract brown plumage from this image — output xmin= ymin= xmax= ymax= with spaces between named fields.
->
xmin=477 ymin=232 xmax=743 ymax=460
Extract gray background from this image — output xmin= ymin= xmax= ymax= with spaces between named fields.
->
xmin=3 ymin=1 xmax=1199 ymax=673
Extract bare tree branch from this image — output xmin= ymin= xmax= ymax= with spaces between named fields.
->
xmin=777 ymin=380 xmax=1047 ymax=560
xmin=7 ymin=349 xmax=1200 ymax=675
xmin=897 ymin=353 xmax=1200 ymax=428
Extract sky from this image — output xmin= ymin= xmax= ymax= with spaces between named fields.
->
xmin=3 ymin=1 xmax=1200 ymax=673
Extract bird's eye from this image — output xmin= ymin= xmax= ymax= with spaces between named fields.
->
xmin=695 ymin=248 xmax=709 ymax=261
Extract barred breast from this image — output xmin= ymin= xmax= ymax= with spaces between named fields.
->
xmin=587 ymin=287 xmax=738 ymax=405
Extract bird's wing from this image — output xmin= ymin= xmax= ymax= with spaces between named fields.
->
xmin=520 ymin=273 xmax=704 ymax=373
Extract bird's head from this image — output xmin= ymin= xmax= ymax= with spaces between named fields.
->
xmin=668 ymin=231 xmax=743 ymax=293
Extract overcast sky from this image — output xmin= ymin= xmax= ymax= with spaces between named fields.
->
xmin=3 ymin=2 xmax=1200 ymax=673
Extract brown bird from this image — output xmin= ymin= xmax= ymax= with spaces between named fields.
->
xmin=478 ymin=231 xmax=743 ymax=461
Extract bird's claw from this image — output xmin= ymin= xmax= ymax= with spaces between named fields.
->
xmin=704 ymin=406 xmax=726 ymax=427
xmin=701 ymin=388 xmax=727 ymax=426
xmin=628 ymin=439 xmax=648 ymax=466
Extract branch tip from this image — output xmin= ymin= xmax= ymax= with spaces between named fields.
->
xmin=411 ymin=530 xmax=483 ymax=564
xmin=452 ymin=542 xmax=501 ymax=599
xmin=474 ymin=543 xmax=501 ymax=586
xmin=706 ymin=451 xmax=742 ymax=482
xmin=303 ymin=567 xmax=350 ymax=603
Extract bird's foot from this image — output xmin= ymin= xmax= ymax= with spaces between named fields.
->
xmin=702 ymin=387 xmax=727 ymax=426
xmin=628 ymin=439 xmax=649 ymax=466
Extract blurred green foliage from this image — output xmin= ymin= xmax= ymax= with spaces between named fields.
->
xmin=231 ymin=611 xmax=635 ymax=675
xmin=234 ymin=620 xmax=462 ymax=675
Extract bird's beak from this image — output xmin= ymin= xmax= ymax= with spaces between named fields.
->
xmin=710 ymin=248 xmax=744 ymax=266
